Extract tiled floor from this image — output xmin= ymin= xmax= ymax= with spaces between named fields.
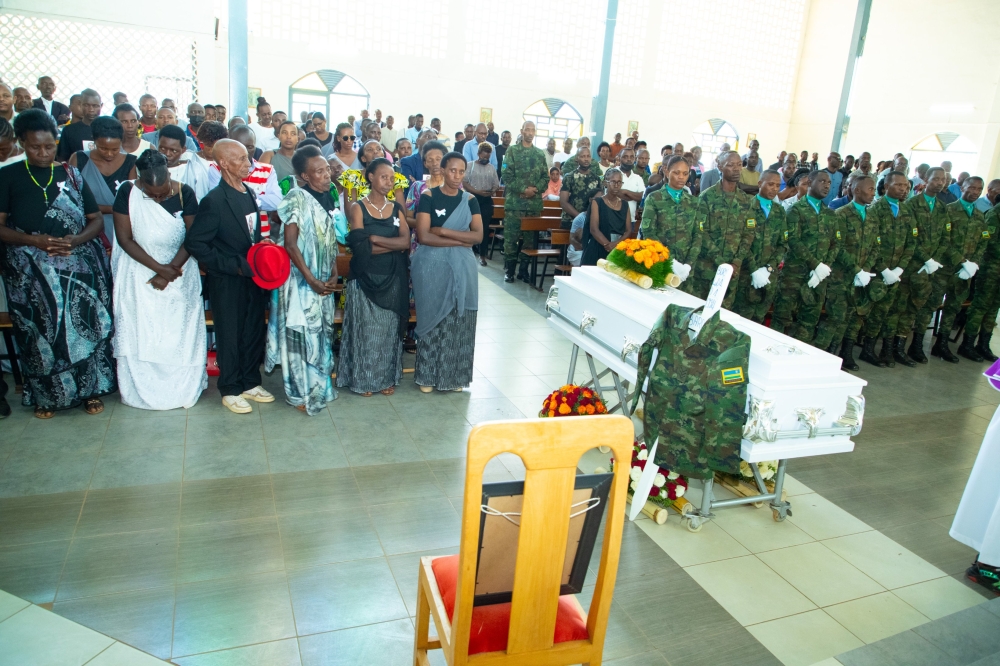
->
xmin=0 ymin=264 xmax=996 ymax=665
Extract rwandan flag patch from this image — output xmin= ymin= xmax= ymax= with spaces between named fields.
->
xmin=984 ymin=230 xmax=991 ymax=239
xmin=746 ymin=218 xmax=756 ymax=228
xmin=721 ymin=367 xmax=745 ymax=385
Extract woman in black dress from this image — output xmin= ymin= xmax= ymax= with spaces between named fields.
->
xmin=0 ymin=109 xmax=115 ymax=418
xmin=581 ymin=167 xmax=632 ymax=266
xmin=68 ymin=115 xmax=137 ymax=244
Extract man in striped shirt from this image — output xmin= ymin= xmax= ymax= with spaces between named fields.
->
xmin=208 ymin=125 xmax=282 ymax=238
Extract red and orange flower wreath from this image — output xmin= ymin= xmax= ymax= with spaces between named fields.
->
xmin=538 ymin=385 xmax=608 ymax=418
xmin=610 ymin=441 xmax=688 ymax=508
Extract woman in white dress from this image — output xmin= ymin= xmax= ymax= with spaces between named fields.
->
xmin=111 ymin=149 xmax=207 ymax=409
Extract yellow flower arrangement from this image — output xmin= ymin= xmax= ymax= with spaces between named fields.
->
xmin=604 ymin=239 xmax=674 ymax=288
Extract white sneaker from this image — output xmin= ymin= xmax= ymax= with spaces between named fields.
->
xmin=223 ymin=395 xmax=253 ymax=414
xmin=241 ymin=386 xmax=275 ymax=403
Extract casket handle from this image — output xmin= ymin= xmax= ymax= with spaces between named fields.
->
xmin=579 ymin=311 xmax=597 ymax=333
xmin=545 ymin=286 xmax=559 ymax=313
xmin=621 ymin=336 xmax=641 ymax=361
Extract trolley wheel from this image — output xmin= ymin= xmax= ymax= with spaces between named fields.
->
xmin=772 ymin=508 xmax=786 ymax=522
xmin=752 ymin=501 xmax=765 ymax=509
xmin=679 ymin=502 xmax=695 ymax=516
xmin=685 ymin=517 xmax=704 ymax=533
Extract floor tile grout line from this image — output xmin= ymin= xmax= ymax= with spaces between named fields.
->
xmin=170 ymin=408 xmax=189 ymax=661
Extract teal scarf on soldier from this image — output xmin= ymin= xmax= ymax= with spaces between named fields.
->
xmin=756 ymin=194 xmax=772 ymax=218
xmin=852 ymin=201 xmax=867 ymax=221
xmin=960 ymin=198 xmax=975 ymax=217
xmin=924 ymin=193 xmax=936 ymax=211
xmin=665 ymin=186 xmax=683 ymax=203
xmin=806 ymin=195 xmax=822 ymax=213
xmin=885 ymin=195 xmax=899 ymax=217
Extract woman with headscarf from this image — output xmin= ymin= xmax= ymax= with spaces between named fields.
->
xmin=0 ymin=109 xmax=115 ymax=418
xmin=411 ymin=151 xmax=483 ymax=393
xmin=338 ymin=158 xmax=410 ymax=396
xmin=68 ymin=115 xmax=138 ymax=245
xmin=111 ymin=150 xmax=205 ymax=410
xmin=264 ymin=145 xmax=339 ymax=414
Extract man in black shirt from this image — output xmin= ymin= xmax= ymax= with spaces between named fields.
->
xmin=494 ymin=131 xmax=512 ymax=175
xmin=56 ymin=88 xmax=101 ymax=161
xmin=185 ymin=139 xmax=274 ymax=414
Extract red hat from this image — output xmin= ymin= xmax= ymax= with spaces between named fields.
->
xmin=246 ymin=242 xmax=290 ymax=289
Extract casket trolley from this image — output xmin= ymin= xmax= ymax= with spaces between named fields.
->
xmin=545 ymin=266 xmax=867 ymax=531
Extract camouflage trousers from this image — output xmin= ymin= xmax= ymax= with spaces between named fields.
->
xmin=900 ymin=270 xmax=948 ymax=336
xmin=865 ymin=283 xmax=902 ymax=339
xmin=938 ymin=274 xmax=974 ymax=337
xmin=769 ymin=271 xmax=806 ymax=337
xmin=732 ymin=270 xmax=779 ymax=324
xmin=691 ymin=259 xmax=740 ymax=308
xmin=811 ymin=281 xmax=849 ymax=350
xmin=837 ymin=285 xmax=882 ymax=344
xmin=964 ymin=268 xmax=1000 ymax=336
xmin=770 ymin=272 xmax=845 ymax=347
xmin=502 ymin=211 xmax=537 ymax=260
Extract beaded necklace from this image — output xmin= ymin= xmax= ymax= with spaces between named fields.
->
xmin=25 ymin=161 xmax=55 ymax=205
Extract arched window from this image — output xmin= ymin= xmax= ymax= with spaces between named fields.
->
xmin=909 ymin=133 xmax=979 ymax=179
xmin=522 ymin=99 xmax=583 ymax=149
xmin=692 ymin=119 xmax=740 ymax=168
xmin=288 ymin=70 xmax=370 ymax=126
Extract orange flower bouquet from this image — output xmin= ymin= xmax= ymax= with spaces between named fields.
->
xmin=538 ymin=385 xmax=608 ymax=418
xmin=598 ymin=238 xmax=680 ymax=289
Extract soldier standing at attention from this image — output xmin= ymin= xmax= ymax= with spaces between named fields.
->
xmin=935 ymin=176 xmax=989 ymax=362
xmin=558 ymin=146 xmax=603 ymax=230
xmin=639 ymin=155 xmax=703 ymax=293
xmin=830 ymin=175 xmax=883 ymax=370
xmin=959 ymin=179 xmax=1000 ymax=362
xmin=861 ymin=172 xmax=915 ymax=368
xmin=694 ymin=151 xmax=753 ymax=306
xmin=770 ymin=171 xmax=840 ymax=348
xmin=733 ymin=170 xmax=787 ymax=323
xmin=501 ymin=121 xmax=549 ymax=283
xmin=899 ymin=167 xmax=951 ymax=364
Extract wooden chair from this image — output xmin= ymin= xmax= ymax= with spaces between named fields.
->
xmin=0 ymin=311 xmax=23 ymax=391
xmin=535 ymin=229 xmax=570 ymax=291
xmin=518 ymin=218 xmax=563 ymax=291
xmin=414 ymin=415 xmax=633 ymax=666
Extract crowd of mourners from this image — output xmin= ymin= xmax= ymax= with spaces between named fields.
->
xmin=0 ymin=75 xmax=997 ymax=420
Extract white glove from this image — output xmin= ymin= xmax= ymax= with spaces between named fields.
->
xmin=750 ymin=266 xmax=771 ymax=289
xmin=881 ymin=268 xmax=899 ymax=285
xmin=958 ymin=260 xmax=979 ymax=280
xmin=813 ymin=262 xmax=832 ymax=281
xmin=854 ymin=271 xmax=875 ymax=287
xmin=918 ymin=258 xmax=943 ymax=274
xmin=892 ymin=267 xmax=904 ymax=280
xmin=807 ymin=271 xmax=821 ymax=289
xmin=672 ymin=262 xmax=691 ymax=282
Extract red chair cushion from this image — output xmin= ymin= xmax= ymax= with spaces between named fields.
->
xmin=430 ymin=555 xmax=589 ymax=655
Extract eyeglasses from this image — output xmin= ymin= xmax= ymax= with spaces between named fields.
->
xmin=341 ymin=135 xmax=356 ymax=141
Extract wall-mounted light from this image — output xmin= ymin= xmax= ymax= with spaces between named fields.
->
xmin=929 ymin=104 xmax=975 ymax=115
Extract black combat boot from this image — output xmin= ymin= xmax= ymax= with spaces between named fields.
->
xmin=826 ymin=340 xmax=840 ymax=355
xmin=839 ymin=338 xmax=860 ymax=371
xmin=977 ymin=331 xmax=998 ymax=362
xmin=503 ymin=260 xmax=516 ymax=283
xmin=858 ymin=337 xmax=885 ymax=368
xmin=931 ymin=333 xmax=959 ymax=363
xmin=957 ymin=333 xmax=984 ymax=362
xmin=880 ymin=337 xmax=896 ymax=368
xmin=516 ymin=259 xmax=530 ymax=284
xmin=895 ymin=336 xmax=917 ymax=367
xmin=907 ymin=333 xmax=928 ymax=364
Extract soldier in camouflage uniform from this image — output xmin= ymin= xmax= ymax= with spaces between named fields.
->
xmin=639 ymin=154 xmax=704 ymax=294
xmin=631 ymin=304 xmax=750 ymax=481
xmin=934 ymin=177 xmax=989 ymax=362
xmin=898 ymin=167 xmax=952 ymax=364
xmin=501 ymin=121 xmax=550 ymax=283
xmin=558 ymin=146 xmax=603 ymax=230
xmin=732 ymin=170 xmax=787 ymax=323
xmin=693 ymin=151 xmax=754 ymax=306
xmin=830 ymin=175 xmax=885 ymax=370
xmin=861 ymin=171 xmax=916 ymax=368
xmin=770 ymin=171 xmax=842 ymax=350
xmin=559 ymin=137 xmax=591 ymax=178
xmin=960 ymin=180 xmax=1000 ymax=362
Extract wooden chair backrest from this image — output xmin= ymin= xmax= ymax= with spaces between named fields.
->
xmin=519 ymin=217 xmax=562 ymax=232
xmin=542 ymin=199 xmax=561 ymax=209
xmin=336 ymin=253 xmax=352 ymax=281
xmin=452 ymin=416 xmax=633 ymax=663
xmin=549 ymin=229 xmax=570 ymax=245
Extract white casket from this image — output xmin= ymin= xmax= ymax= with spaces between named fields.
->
xmin=546 ymin=267 xmax=867 ymax=463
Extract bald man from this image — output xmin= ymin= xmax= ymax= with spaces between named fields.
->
xmin=501 ymin=121 xmax=549 ymax=283
xmin=185 ymin=139 xmax=275 ymax=414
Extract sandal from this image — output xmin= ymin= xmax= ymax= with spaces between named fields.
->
xmin=380 ymin=387 xmax=395 ymax=396
xmin=362 ymin=392 xmax=373 ymax=398
xmin=34 ymin=406 xmax=55 ymax=420
xmin=83 ymin=398 xmax=104 ymax=415
xmin=296 ymin=404 xmax=307 ymax=412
